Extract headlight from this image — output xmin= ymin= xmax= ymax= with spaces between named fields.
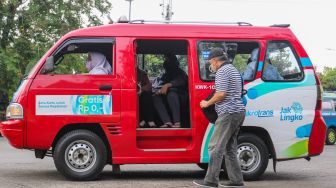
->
xmin=6 ymin=103 xmax=23 ymax=120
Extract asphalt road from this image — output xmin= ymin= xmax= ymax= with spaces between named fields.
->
xmin=0 ymin=137 xmax=335 ymax=188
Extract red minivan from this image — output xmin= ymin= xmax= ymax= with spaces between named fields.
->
xmin=1 ymin=21 xmax=326 ymax=180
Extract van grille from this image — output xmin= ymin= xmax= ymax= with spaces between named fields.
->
xmin=106 ymin=125 xmax=122 ymax=135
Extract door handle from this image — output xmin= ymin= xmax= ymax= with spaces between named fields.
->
xmin=99 ymin=85 xmax=112 ymax=91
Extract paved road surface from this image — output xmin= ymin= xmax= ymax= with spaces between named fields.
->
xmin=0 ymin=137 xmax=335 ymax=188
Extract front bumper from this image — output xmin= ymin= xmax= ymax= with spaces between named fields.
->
xmin=0 ymin=120 xmax=24 ymax=149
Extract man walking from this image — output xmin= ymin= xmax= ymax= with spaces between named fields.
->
xmin=193 ymin=47 xmax=245 ymax=187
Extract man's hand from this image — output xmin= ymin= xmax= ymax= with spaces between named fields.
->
xmin=200 ymin=100 xmax=209 ymax=109
xmin=160 ymin=83 xmax=172 ymax=95
xmin=200 ymin=91 xmax=226 ymax=109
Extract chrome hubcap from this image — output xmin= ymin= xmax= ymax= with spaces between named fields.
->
xmin=237 ymin=143 xmax=261 ymax=173
xmin=65 ymin=140 xmax=97 ymax=172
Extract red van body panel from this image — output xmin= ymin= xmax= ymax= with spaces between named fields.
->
xmin=0 ymin=24 xmax=326 ymax=164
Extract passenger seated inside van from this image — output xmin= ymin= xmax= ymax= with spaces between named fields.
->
xmin=242 ymin=48 xmax=283 ymax=81
xmin=262 ymin=53 xmax=284 ymax=81
xmin=137 ymin=67 xmax=157 ymax=128
xmin=242 ymin=48 xmax=259 ymax=80
xmin=86 ymin=52 xmax=112 ymax=75
xmin=152 ymin=54 xmax=188 ymax=128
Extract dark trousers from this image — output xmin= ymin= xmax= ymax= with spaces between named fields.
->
xmin=153 ymin=90 xmax=180 ymax=124
xmin=139 ymin=91 xmax=155 ymax=122
xmin=205 ymin=112 xmax=245 ymax=184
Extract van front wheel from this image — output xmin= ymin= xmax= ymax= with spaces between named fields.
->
xmin=53 ymin=130 xmax=107 ymax=180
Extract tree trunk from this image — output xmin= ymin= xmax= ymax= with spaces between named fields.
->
xmin=0 ymin=2 xmax=4 ymax=32
xmin=0 ymin=1 xmax=23 ymax=49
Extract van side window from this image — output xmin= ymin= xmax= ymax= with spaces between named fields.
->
xmin=50 ymin=53 xmax=89 ymax=75
xmin=197 ymin=41 xmax=260 ymax=81
xmin=262 ymin=41 xmax=303 ymax=81
xmin=42 ymin=40 xmax=113 ymax=75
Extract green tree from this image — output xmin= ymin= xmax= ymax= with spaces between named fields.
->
xmin=0 ymin=0 xmax=112 ymax=110
xmin=145 ymin=54 xmax=164 ymax=77
xmin=233 ymin=54 xmax=249 ymax=73
xmin=143 ymin=54 xmax=189 ymax=78
xmin=269 ymin=49 xmax=292 ymax=75
xmin=320 ymin=67 xmax=336 ymax=91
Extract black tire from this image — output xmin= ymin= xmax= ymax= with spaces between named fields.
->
xmin=237 ymin=133 xmax=269 ymax=181
xmin=53 ymin=130 xmax=107 ymax=181
xmin=326 ymin=128 xmax=336 ymax=145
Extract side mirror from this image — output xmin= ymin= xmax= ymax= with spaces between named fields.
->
xmin=43 ymin=56 xmax=54 ymax=73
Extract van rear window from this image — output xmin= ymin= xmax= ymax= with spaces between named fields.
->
xmin=262 ymin=41 xmax=303 ymax=81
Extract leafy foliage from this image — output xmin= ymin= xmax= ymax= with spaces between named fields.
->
xmin=233 ymin=54 xmax=249 ymax=73
xmin=0 ymin=0 xmax=112 ymax=110
xmin=319 ymin=67 xmax=336 ymax=91
xmin=144 ymin=54 xmax=164 ymax=77
xmin=51 ymin=53 xmax=88 ymax=75
xmin=269 ymin=47 xmax=301 ymax=76
xmin=141 ymin=54 xmax=189 ymax=78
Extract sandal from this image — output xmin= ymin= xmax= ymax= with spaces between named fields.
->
xmin=171 ymin=122 xmax=181 ymax=128
xmin=139 ymin=120 xmax=146 ymax=127
xmin=160 ymin=122 xmax=173 ymax=128
xmin=148 ymin=121 xmax=156 ymax=128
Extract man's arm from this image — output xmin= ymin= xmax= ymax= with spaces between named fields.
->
xmin=200 ymin=91 xmax=226 ymax=108
xmin=141 ymin=74 xmax=152 ymax=92
xmin=170 ymin=73 xmax=188 ymax=87
xmin=200 ymin=67 xmax=228 ymax=108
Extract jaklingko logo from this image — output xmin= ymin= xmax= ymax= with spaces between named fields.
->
xmin=280 ymin=102 xmax=303 ymax=122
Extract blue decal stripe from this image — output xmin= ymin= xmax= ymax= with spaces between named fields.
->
xmin=296 ymin=124 xmax=313 ymax=138
xmin=247 ymin=74 xmax=316 ymax=100
xmin=301 ymin=58 xmax=313 ymax=67
xmin=257 ymin=61 xmax=263 ymax=71
xmin=201 ymin=123 xmax=215 ymax=163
